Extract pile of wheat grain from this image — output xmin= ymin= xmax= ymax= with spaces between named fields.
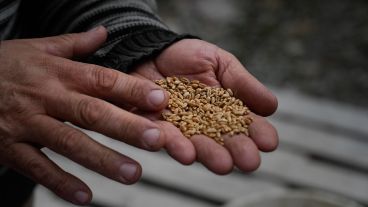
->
xmin=155 ymin=77 xmax=252 ymax=145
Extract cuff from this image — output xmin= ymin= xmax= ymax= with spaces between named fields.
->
xmin=88 ymin=28 xmax=198 ymax=73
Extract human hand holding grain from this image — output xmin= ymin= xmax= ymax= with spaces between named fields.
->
xmin=130 ymin=39 xmax=279 ymax=174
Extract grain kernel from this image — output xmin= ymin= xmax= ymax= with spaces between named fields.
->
xmin=155 ymin=77 xmax=253 ymax=145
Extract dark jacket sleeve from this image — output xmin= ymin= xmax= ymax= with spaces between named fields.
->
xmin=17 ymin=0 xmax=195 ymax=72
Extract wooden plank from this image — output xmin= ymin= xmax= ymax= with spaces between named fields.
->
xmin=80 ymin=129 xmax=368 ymax=204
xmin=83 ymin=130 xmax=286 ymax=203
xmin=258 ymin=150 xmax=368 ymax=205
xmin=85 ymin=176 xmax=214 ymax=207
xmin=41 ymin=150 xmax=215 ymax=207
xmin=273 ymin=88 xmax=368 ymax=139
xmin=270 ymin=117 xmax=368 ymax=170
xmin=37 ymin=129 xmax=284 ymax=206
xmin=33 ymin=186 xmax=80 ymax=207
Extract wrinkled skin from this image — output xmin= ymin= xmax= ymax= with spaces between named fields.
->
xmin=131 ymin=38 xmax=278 ymax=172
xmin=0 ymin=27 xmax=278 ymax=205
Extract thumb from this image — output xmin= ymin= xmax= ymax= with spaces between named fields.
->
xmin=33 ymin=26 xmax=108 ymax=58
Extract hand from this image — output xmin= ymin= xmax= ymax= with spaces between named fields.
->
xmin=0 ymin=27 xmax=172 ymax=205
xmin=131 ymin=39 xmax=279 ymax=174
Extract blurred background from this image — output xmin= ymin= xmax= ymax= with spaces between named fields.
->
xmin=157 ymin=0 xmax=368 ymax=108
xmin=33 ymin=1 xmax=368 ymax=206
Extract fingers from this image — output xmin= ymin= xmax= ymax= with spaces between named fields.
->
xmin=222 ymin=113 xmax=277 ymax=172
xmin=155 ymin=121 xmax=196 ymax=165
xmin=45 ymin=92 xmax=166 ymax=151
xmin=217 ymin=50 xmax=278 ymax=116
xmin=47 ymin=57 xmax=168 ymax=111
xmin=248 ymin=113 xmax=279 ymax=152
xmin=217 ymin=113 xmax=277 ymax=172
xmin=223 ymin=135 xmax=261 ymax=172
xmin=191 ymin=135 xmax=233 ymax=175
xmin=29 ymin=115 xmax=142 ymax=185
xmin=154 ymin=38 xmax=277 ymax=115
xmin=31 ymin=26 xmax=107 ymax=58
xmin=28 ymin=27 xmax=168 ymax=111
xmin=77 ymin=62 xmax=168 ymax=111
xmin=187 ymin=113 xmax=277 ymax=173
xmin=138 ymin=111 xmax=276 ymax=173
xmin=10 ymin=143 xmax=92 ymax=205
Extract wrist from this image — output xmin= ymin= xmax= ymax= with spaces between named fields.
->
xmin=89 ymin=28 xmax=198 ymax=73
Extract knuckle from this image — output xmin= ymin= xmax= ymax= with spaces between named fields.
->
xmin=0 ymin=88 xmax=36 ymax=136
xmin=0 ymin=141 xmax=16 ymax=163
xmin=97 ymin=150 xmax=112 ymax=171
xmin=1 ymin=87 xmax=31 ymax=117
xmin=26 ymin=158 xmax=70 ymax=195
xmin=119 ymin=118 xmax=139 ymax=144
xmin=26 ymin=158 xmax=50 ymax=182
xmin=12 ymin=102 xmax=29 ymax=117
xmin=124 ymin=78 xmax=144 ymax=99
xmin=50 ymin=175 xmax=70 ymax=196
xmin=90 ymin=66 xmax=119 ymax=92
xmin=77 ymin=98 xmax=105 ymax=127
xmin=55 ymin=127 xmax=82 ymax=154
xmin=48 ymin=34 xmax=76 ymax=56
xmin=55 ymin=34 xmax=75 ymax=47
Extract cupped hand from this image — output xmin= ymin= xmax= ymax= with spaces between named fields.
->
xmin=131 ymin=39 xmax=279 ymax=174
xmin=0 ymin=27 xmax=171 ymax=205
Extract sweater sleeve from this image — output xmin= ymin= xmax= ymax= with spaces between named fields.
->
xmin=17 ymin=0 xmax=196 ymax=72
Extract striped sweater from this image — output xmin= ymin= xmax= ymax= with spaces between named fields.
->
xmin=0 ymin=0 xmax=191 ymax=71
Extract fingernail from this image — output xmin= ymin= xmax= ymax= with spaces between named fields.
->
xmin=119 ymin=163 xmax=137 ymax=182
xmin=74 ymin=191 xmax=89 ymax=204
xmin=142 ymin=128 xmax=160 ymax=148
xmin=148 ymin=90 xmax=165 ymax=106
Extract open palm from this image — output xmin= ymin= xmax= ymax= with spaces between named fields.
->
xmin=130 ymin=39 xmax=278 ymax=174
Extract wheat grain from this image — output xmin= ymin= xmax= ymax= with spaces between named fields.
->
xmin=155 ymin=77 xmax=253 ymax=145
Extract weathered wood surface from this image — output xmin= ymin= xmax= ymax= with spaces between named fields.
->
xmin=33 ymin=88 xmax=368 ymax=207
xmin=34 ymin=142 xmax=284 ymax=207
xmin=273 ymin=88 xmax=368 ymax=142
xmin=272 ymin=118 xmax=368 ymax=171
xmin=258 ymin=150 xmax=368 ymax=204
